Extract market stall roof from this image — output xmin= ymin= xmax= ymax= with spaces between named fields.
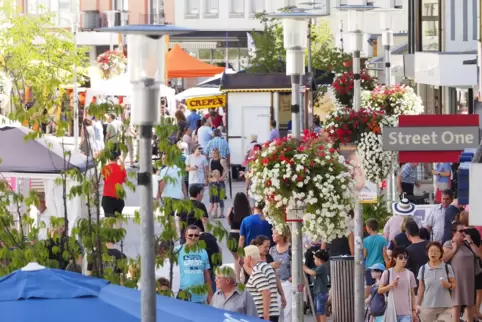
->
xmin=167 ymin=44 xmax=225 ymax=78
xmin=220 ymin=73 xmax=314 ymax=92
xmin=0 ymin=126 xmax=94 ymax=174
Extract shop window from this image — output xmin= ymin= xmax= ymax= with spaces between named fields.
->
xmin=420 ymin=0 xmax=440 ymax=52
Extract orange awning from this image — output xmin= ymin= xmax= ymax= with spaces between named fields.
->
xmin=167 ymin=44 xmax=225 ymax=78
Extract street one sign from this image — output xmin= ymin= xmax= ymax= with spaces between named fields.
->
xmin=395 ymin=114 xmax=480 ymax=163
xmin=383 ymin=126 xmax=480 ymax=151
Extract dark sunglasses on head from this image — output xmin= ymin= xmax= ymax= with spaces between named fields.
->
xmin=187 ymin=234 xmax=200 ymax=238
xmin=397 ymin=255 xmax=408 ymax=260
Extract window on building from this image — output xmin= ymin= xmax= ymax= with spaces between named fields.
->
xmin=204 ymin=0 xmax=219 ymax=17
xmin=26 ymin=0 xmax=79 ymax=27
xmin=229 ymin=0 xmax=245 ymax=17
xmin=249 ymin=0 xmax=264 ymax=17
xmin=185 ymin=0 xmax=200 ymax=18
xmin=420 ymin=0 xmax=440 ymax=51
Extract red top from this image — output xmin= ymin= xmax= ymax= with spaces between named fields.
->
xmin=102 ymin=163 xmax=127 ymax=198
xmin=212 ymin=114 xmax=223 ymax=128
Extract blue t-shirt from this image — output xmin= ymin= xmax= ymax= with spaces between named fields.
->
xmin=176 ymin=245 xmax=210 ymax=303
xmin=240 ymin=214 xmax=273 ymax=246
xmin=363 ymin=234 xmax=387 ymax=268
xmin=435 ymin=162 xmax=451 ymax=184
xmin=187 ymin=112 xmax=201 ymax=131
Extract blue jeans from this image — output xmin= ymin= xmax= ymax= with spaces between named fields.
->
xmin=397 ymin=315 xmax=412 ymax=322
xmin=314 ymin=292 xmax=329 ymax=316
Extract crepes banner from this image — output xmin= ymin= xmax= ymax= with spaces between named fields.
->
xmin=186 ymin=95 xmax=226 ymax=110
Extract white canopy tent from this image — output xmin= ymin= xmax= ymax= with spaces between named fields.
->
xmin=85 ymin=69 xmax=177 ymax=115
xmin=175 ymin=87 xmax=224 ymax=100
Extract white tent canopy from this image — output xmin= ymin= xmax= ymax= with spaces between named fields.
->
xmin=85 ymin=69 xmax=176 ymax=114
xmin=175 ymin=87 xmax=224 ymax=100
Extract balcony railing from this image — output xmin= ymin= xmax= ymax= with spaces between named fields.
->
xmin=139 ymin=13 xmax=166 ymax=24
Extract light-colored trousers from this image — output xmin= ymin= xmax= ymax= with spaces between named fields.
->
xmin=419 ymin=307 xmax=452 ymax=322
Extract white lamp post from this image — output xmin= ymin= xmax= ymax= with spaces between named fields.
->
xmin=98 ymin=24 xmax=194 ymax=322
xmin=269 ymin=10 xmax=328 ymax=322
xmin=71 ymin=13 xmax=80 ymax=149
xmin=336 ymin=4 xmax=376 ymax=322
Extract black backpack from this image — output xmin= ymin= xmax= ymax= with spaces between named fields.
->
xmin=369 ymin=270 xmax=389 ymax=317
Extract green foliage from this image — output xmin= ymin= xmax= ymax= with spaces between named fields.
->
xmin=362 ymin=196 xmax=392 ymax=228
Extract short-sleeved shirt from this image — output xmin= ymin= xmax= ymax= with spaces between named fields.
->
xmin=102 ymin=163 xmax=127 ymax=198
xmin=387 ymin=232 xmax=411 ymax=251
xmin=197 ymin=126 xmax=213 ymax=148
xmin=400 ymin=163 xmax=417 ymax=184
xmin=313 ymin=263 xmax=329 ymax=294
xmin=187 ymin=112 xmax=201 ymax=131
xmin=180 ymin=200 xmax=209 ymax=232
xmin=246 ymin=261 xmax=280 ymax=318
xmin=269 ymin=129 xmax=280 ymax=141
xmin=417 ymin=262 xmax=454 ymax=308
xmin=105 ymin=119 xmax=122 ymax=143
xmin=159 ymin=165 xmax=184 ymax=200
xmin=381 ymin=268 xmax=416 ymax=316
xmin=406 ymin=241 xmax=429 ymax=290
xmin=435 ymin=163 xmax=451 ymax=184
xmin=240 ymin=214 xmax=273 ymax=247
xmin=205 ymin=137 xmax=231 ymax=159
xmin=363 ymin=234 xmax=387 ymax=268
xmin=426 ymin=205 xmax=447 ymax=243
xmin=176 ymin=244 xmax=210 ymax=303
xmin=211 ymin=288 xmax=258 ymax=317
xmin=186 ymin=154 xmax=208 ymax=184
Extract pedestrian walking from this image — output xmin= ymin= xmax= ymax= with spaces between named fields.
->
xmin=432 ymin=163 xmax=452 ymax=203
xmin=244 ymin=245 xmax=280 ymax=321
xmin=208 ymin=148 xmax=228 ymax=218
xmin=176 ymin=225 xmax=213 ymax=304
xmin=238 ymin=201 xmax=273 ymax=249
xmin=179 ymin=185 xmax=209 ymax=242
xmin=386 ymin=216 xmax=414 ymax=261
xmin=416 ymin=242 xmax=455 ymax=322
xmin=384 ymin=198 xmax=419 ymax=243
xmin=397 ymin=163 xmax=421 ymax=196
xmin=302 ymin=249 xmax=330 ymax=322
xmin=101 ymin=153 xmax=126 ymax=227
xmin=197 ymin=117 xmax=213 ymax=149
xmin=270 ymin=228 xmax=292 ymax=322
xmin=365 ymin=263 xmax=387 ymax=322
xmin=205 ymin=129 xmax=230 ymax=162
xmin=442 ymin=221 xmax=479 ymax=322
xmin=405 ymin=221 xmax=429 ymax=294
xmin=363 ymin=218 xmax=388 ymax=297
xmin=426 ymin=189 xmax=456 ymax=243
xmin=378 ymin=247 xmax=418 ymax=322
xmin=186 ymin=144 xmax=208 ymax=191
xmin=104 ymin=112 xmax=122 ymax=159
xmin=210 ymin=265 xmax=258 ymax=317
xmin=80 ymin=118 xmax=96 ymax=157
xmin=227 ymin=192 xmax=252 ymax=282
xmin=269 ymin=120 xmax=280 ymax=141
xmin=208 ymin=169 xmax=222 ymax=218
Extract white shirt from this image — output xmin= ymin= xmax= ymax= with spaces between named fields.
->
xmin=197 ymin=126 xmax=213 ymax=148
xmin=159 ymin=165 xmax=184 ymax=200
xmin=426 ymin=205 xmax=446 ymax=243
xmin=36 ymin=208 xmax=53 ymax=241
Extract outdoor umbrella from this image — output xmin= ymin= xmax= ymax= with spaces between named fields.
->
xmin=0 ymin=263 xmax=264 ymax=322
xmin=0 ymin=125 xmax=95 ymax=174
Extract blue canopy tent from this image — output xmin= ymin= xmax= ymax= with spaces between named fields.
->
xmin=0 ymin=263 xmax=263 ymax=322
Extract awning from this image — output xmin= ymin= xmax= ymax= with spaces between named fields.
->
xmin=186 ymin=94 xmax=226 ymax=110
xmin=167 ymin=44 xmax=225 ymax=78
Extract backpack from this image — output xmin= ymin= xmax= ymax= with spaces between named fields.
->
xmin=369 ymin=270 xmax=389 ymax=317
xmin=421 ymin=263 xmax=451 ymax=295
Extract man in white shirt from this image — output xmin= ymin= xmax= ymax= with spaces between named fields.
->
xmin=425 ymin=189 xmax=455 ymax=243
xmin=35 ymin=193 xmax=52 ymax=241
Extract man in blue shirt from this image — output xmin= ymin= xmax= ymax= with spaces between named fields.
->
xmin=269 ymin=120 xmax=280 ymax=141
xmin=176 ymin=224 xmax=213 ymax=303
xmin=238 ymin=201 xmax=273 ymax=248
xmin=186 ymin=110 xmax=201 ymax=132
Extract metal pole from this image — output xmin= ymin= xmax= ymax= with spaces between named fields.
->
xmin=72 ymin=19 xmax=79 ymax=149
xmin=306 ymin=19 xmax=312 ymax=129
xmin=290 ymin=74 xmax=303 ymax=322
xmin=478 ymin=0 xmax=482 ymax=101
xmin=352 ymin=29 xmax=365 ymax=322
xmin=139 ymin=125 xmax=155 ymax=322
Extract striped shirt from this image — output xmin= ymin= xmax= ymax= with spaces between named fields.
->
xmin=205 ymin=137 xmax=230 ymax=159
xmin=246 ymin=261 xmax=280 ymax=318
xmin=400 ymin=163 xmax=417 ymax=184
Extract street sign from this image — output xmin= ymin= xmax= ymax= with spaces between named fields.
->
xmin=383 ymin=126 xmax=480 ymax=151
xmin=392 ymin=115 xmax=480 ymax=163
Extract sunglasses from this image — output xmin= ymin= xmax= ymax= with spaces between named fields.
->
xmin=187 ymin=234 xmax=200 ymax=238
xmin=397 ymin=255 xmax=408 ymax=260
xmin=452 ymin=229 xmax=466 ymax=233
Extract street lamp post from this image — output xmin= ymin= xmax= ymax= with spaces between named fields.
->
xmin=269 ymin=10 xmax=328 ymax=322
xmin=71 ymin=14 xmax=79 ymax=149
xmin=98 ymin=24 xmax=194 ymax=322
xmin=336 ymin=4 xmax=375 ymax=322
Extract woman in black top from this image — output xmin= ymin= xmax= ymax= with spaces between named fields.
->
xmin=227 ymin=192 xmax=251 ymax=282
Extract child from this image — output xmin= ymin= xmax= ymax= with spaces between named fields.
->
xmin=208 ymin=169 xmax=221 ymax=218
xmin=303 ymin=249 xmax=330 ymax=322
xmin=156 ymin=277 xmax=171 ymax=296
xmin=363 ymin=218 xmax=388 ymax=297
xmin=365 ymin=263 xmax=386 ymax=322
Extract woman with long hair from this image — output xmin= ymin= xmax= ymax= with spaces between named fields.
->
xmin=270 ymin=229 xmax=292 ymax=322
xmin=192 ymin=119 xmax=202 ymax=143
xmin=208 ymin=148 xmax=227 ymax=218
xmin=227 ymin=192 xmax=251 ymax=281
xmin=80 ymin=118 xmax=96 ymax=157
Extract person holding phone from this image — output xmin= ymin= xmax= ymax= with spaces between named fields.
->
xmin=378 ymin=247 xmax=418 ymax=322
xmin=186 ymin=144 xmax=208 ymax=192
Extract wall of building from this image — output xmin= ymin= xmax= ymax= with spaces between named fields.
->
xmin=164 ymin=0 xmax=175 ymax=24
xmin=443 ymin=0 xmax=478 ymax=52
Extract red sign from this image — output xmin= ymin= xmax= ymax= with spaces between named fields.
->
xmin=398 ymin=115 xmax=479 ymax=163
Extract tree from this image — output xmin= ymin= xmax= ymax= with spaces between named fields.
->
xmin=246 ymin=13 xmax=352 ymax=80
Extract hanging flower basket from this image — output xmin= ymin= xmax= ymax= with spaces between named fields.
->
xmin=247 ymin=131 xmax=355 ymax=242
xmin=96 ymin=50 xmax=127 ymax=80
xmin=361 ymin=85 xmax=424 ymax=125
xmin=331 ymin=70 xmax=377 ymax=108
